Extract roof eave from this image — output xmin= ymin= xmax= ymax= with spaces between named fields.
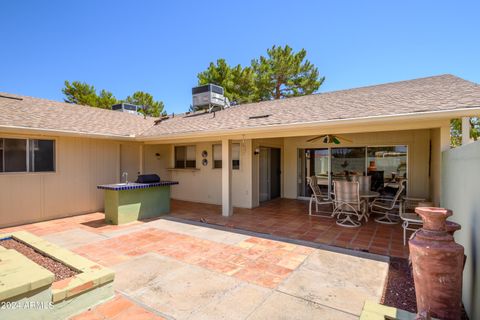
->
xmin=0 ymin=125 xmax=137 ymax=141
xmin=137 ymin=107 xmax=480 ymax=142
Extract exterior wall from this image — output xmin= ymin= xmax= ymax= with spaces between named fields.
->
xmin=442 ymin=141 xmax=480 ymax=320
xmin=0 ymin=133 xmax=121 ymax=227
xmin=143 ymin=140 xmax=253 ymax=208
xmin=283 ymin=129 xmax=432 ymax=200
xmin=120 ymin=142 xmax=142 ymax=181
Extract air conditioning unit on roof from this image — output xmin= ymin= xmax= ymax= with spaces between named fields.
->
xmin=192 ymin=84 xmax=229 ymax=112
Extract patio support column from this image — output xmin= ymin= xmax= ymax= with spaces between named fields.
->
xmin=462 ymin=117 xmax=472 ymax=146
xmin=222 ymin=138 xmax=233 ymax=216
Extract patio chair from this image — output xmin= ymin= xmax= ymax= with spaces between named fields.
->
xmin=399 ymin=197 xmax=425 ymax=245
xmin=332 ymin=181 xmax=366 ymax=227
xmin=371 ymin=180 xmax=406 ymax=224
xmin=307 ymin=176 xmax=333 ymax=218
xmin=358 ymin=175 xmax=371 ymax=193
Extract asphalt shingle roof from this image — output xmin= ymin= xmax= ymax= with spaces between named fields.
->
xmin=140 ymin=74 xmax=480 ymax=137
xmin=1 ymin=74 xmax=479 ymax=139
xmin=0 ymin=94 xmax=153 ymax=137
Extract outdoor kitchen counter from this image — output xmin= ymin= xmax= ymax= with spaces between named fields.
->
xmin=97 ymin=181 xmax=179 ymax=225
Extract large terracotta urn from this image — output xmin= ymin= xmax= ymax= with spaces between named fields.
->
xmin=409 ymin=207 xmax=464 ymax=320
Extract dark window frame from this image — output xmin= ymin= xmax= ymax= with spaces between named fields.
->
xmin=0 ymin=138 xmax=56 ymax=173
xmin=174 ymin=145 xmax=196 ymax=169
xmin=211 ymin=143 xmax=241 ymax=170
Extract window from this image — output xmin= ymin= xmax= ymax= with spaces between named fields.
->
xmin=0 ymin=138 xmax=55 ymax=173
xmin=213 ymin=144 xmax=222 ymax=168
xmin=29 ymin=140 xmax=55 ymax=172
xmin=232 ymin=144 xmax=240 ymax=170
xmin=211 ymin=144 xmax=240 ymax=170
xmin=175 ymin=146 xmax=196 ymax=168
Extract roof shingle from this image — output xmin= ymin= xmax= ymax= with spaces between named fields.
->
xmin=1 ymin=74 xmax=479 ymax=139
xmin=140 ymin=74 xmax=480 ymax=137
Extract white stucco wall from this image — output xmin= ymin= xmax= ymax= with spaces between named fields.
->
xmin=143 ymin=140 xmax=253 ymax=208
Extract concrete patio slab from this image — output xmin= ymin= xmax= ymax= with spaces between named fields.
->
xmin=247 ymin=291 xmax=357 ymax=320
xmin=148 ymin=219 xmax=250 ymax=245
xmin=42 ymin=228 xmax=107 ymax=249
xmin=124 ymin=257 xmax=245 ymax=319
xmin=113 ymin=253 xmax=185 ymax=295
xmin=278 ymin=250 xmax=389 ymax=316
xmin=187 ymin=282 xmax=270 ymax=320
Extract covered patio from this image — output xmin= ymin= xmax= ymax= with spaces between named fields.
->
xmin=169 ymin=198 xmax=408 ymax=258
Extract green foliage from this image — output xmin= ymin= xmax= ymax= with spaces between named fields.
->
xmin=252 ymin=45 xmax=324 ymax=99
xmin=125 ymin=91 xmax=165 ymax=117
xmin=197 ymin=45 xmax=324 ymax=105
xmin=97 ymin=89 xmax=118 ymax=110
xmin=62 ymin=81 xmax=165 ymax=117
xmin=62 ymin=81 xmax=104 ymax=107
xmin=450 ymin=117 xmax=480 ymax=147
xmin=197 ymin=59 xmax=256 ymax=105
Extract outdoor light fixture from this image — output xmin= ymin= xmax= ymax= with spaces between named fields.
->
xmin=254 ymin=148 xmax=260 ymax=155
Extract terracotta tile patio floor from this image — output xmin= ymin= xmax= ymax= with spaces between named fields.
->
xmin=0 ymin=204 xmax=390 ymax=319
xmin=169 ymin=198 xmax=410 ymax=259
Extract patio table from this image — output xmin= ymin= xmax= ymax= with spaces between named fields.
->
xmin=360 ymin=191 xmax=379 ymax=217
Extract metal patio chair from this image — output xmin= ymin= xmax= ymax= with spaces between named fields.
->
xmin=307 ymin=176 xmax=333 ymax=217
xmin=358 ymin=175 xmax=371 ymax=193
xmin=332 ymin=181 xmax=366 ymax=227
xmin=371 ymin=180 xmax=406 ymax=224
xmin=399 ymin=196 xmax=425 ymax=245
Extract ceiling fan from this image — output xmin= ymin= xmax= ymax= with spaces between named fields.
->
xmin=306 ymin=134 xmax=352 ymax=144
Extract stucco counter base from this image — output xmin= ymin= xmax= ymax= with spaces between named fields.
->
xmin=98 ymin=181 xmax=179 ymax=225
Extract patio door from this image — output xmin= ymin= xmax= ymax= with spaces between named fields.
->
xmin=298 ymin=148 xmax=330 ymax=198
xmin=259 ymin=147 xmax=281 ymax=202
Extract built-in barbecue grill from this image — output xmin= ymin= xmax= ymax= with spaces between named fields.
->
xmin=135 ymin=174 xmax=161 ymax=184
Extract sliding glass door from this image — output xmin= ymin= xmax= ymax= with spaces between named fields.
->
xmin=331 ymin=147 xmax=366 ymax=183
xmin=297 ymin=148 xmax=329 ymax=197
xmin=298 ymin=145 xmax=408 ymax=198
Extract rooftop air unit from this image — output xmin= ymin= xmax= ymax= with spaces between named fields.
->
xmin=192 ymin=84 xmax=229 ymax=112
xmin=111 ymin=103 xmax=142 ymax=115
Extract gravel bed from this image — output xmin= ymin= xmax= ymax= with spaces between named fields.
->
xmin=381 ymin=257 xmax=417 ymax=313
xmin=0 ymin=238 xmax=78 ymax=281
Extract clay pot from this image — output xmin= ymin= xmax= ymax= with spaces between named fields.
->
xmin=409 ymin=207 xmax=464 ymax=320
xmin=445 ymin=220 xmax=461 ymax=236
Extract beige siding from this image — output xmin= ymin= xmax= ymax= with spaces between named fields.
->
xmin=120 ymin=142 xmax=141 ymax=180
xmin=0 ymin=134 xmax=120 ymax=227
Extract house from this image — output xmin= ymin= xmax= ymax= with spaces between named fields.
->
xmin=0 ymin=74 xmax=479 ymax=228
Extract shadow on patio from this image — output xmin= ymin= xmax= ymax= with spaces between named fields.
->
xmin=169 ymin=198 xmax=409 ymax=258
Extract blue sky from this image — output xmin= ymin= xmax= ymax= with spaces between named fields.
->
xmin=1 ymin=1 xmax=479 ymax=114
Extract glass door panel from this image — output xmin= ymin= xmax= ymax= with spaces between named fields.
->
xmin=331 ymin=147 xmax=366 ymax=185
xmin=298 ymin=148 xmax=329 ymax=197
xmin=367 ymin=146 xmax=408 ymax=193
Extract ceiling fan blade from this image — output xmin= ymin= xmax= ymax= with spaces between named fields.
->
xmin=306 ymin=136 xmax=323 ymax=142
xmin=335 ymin=135 xmax=352 ymax=143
